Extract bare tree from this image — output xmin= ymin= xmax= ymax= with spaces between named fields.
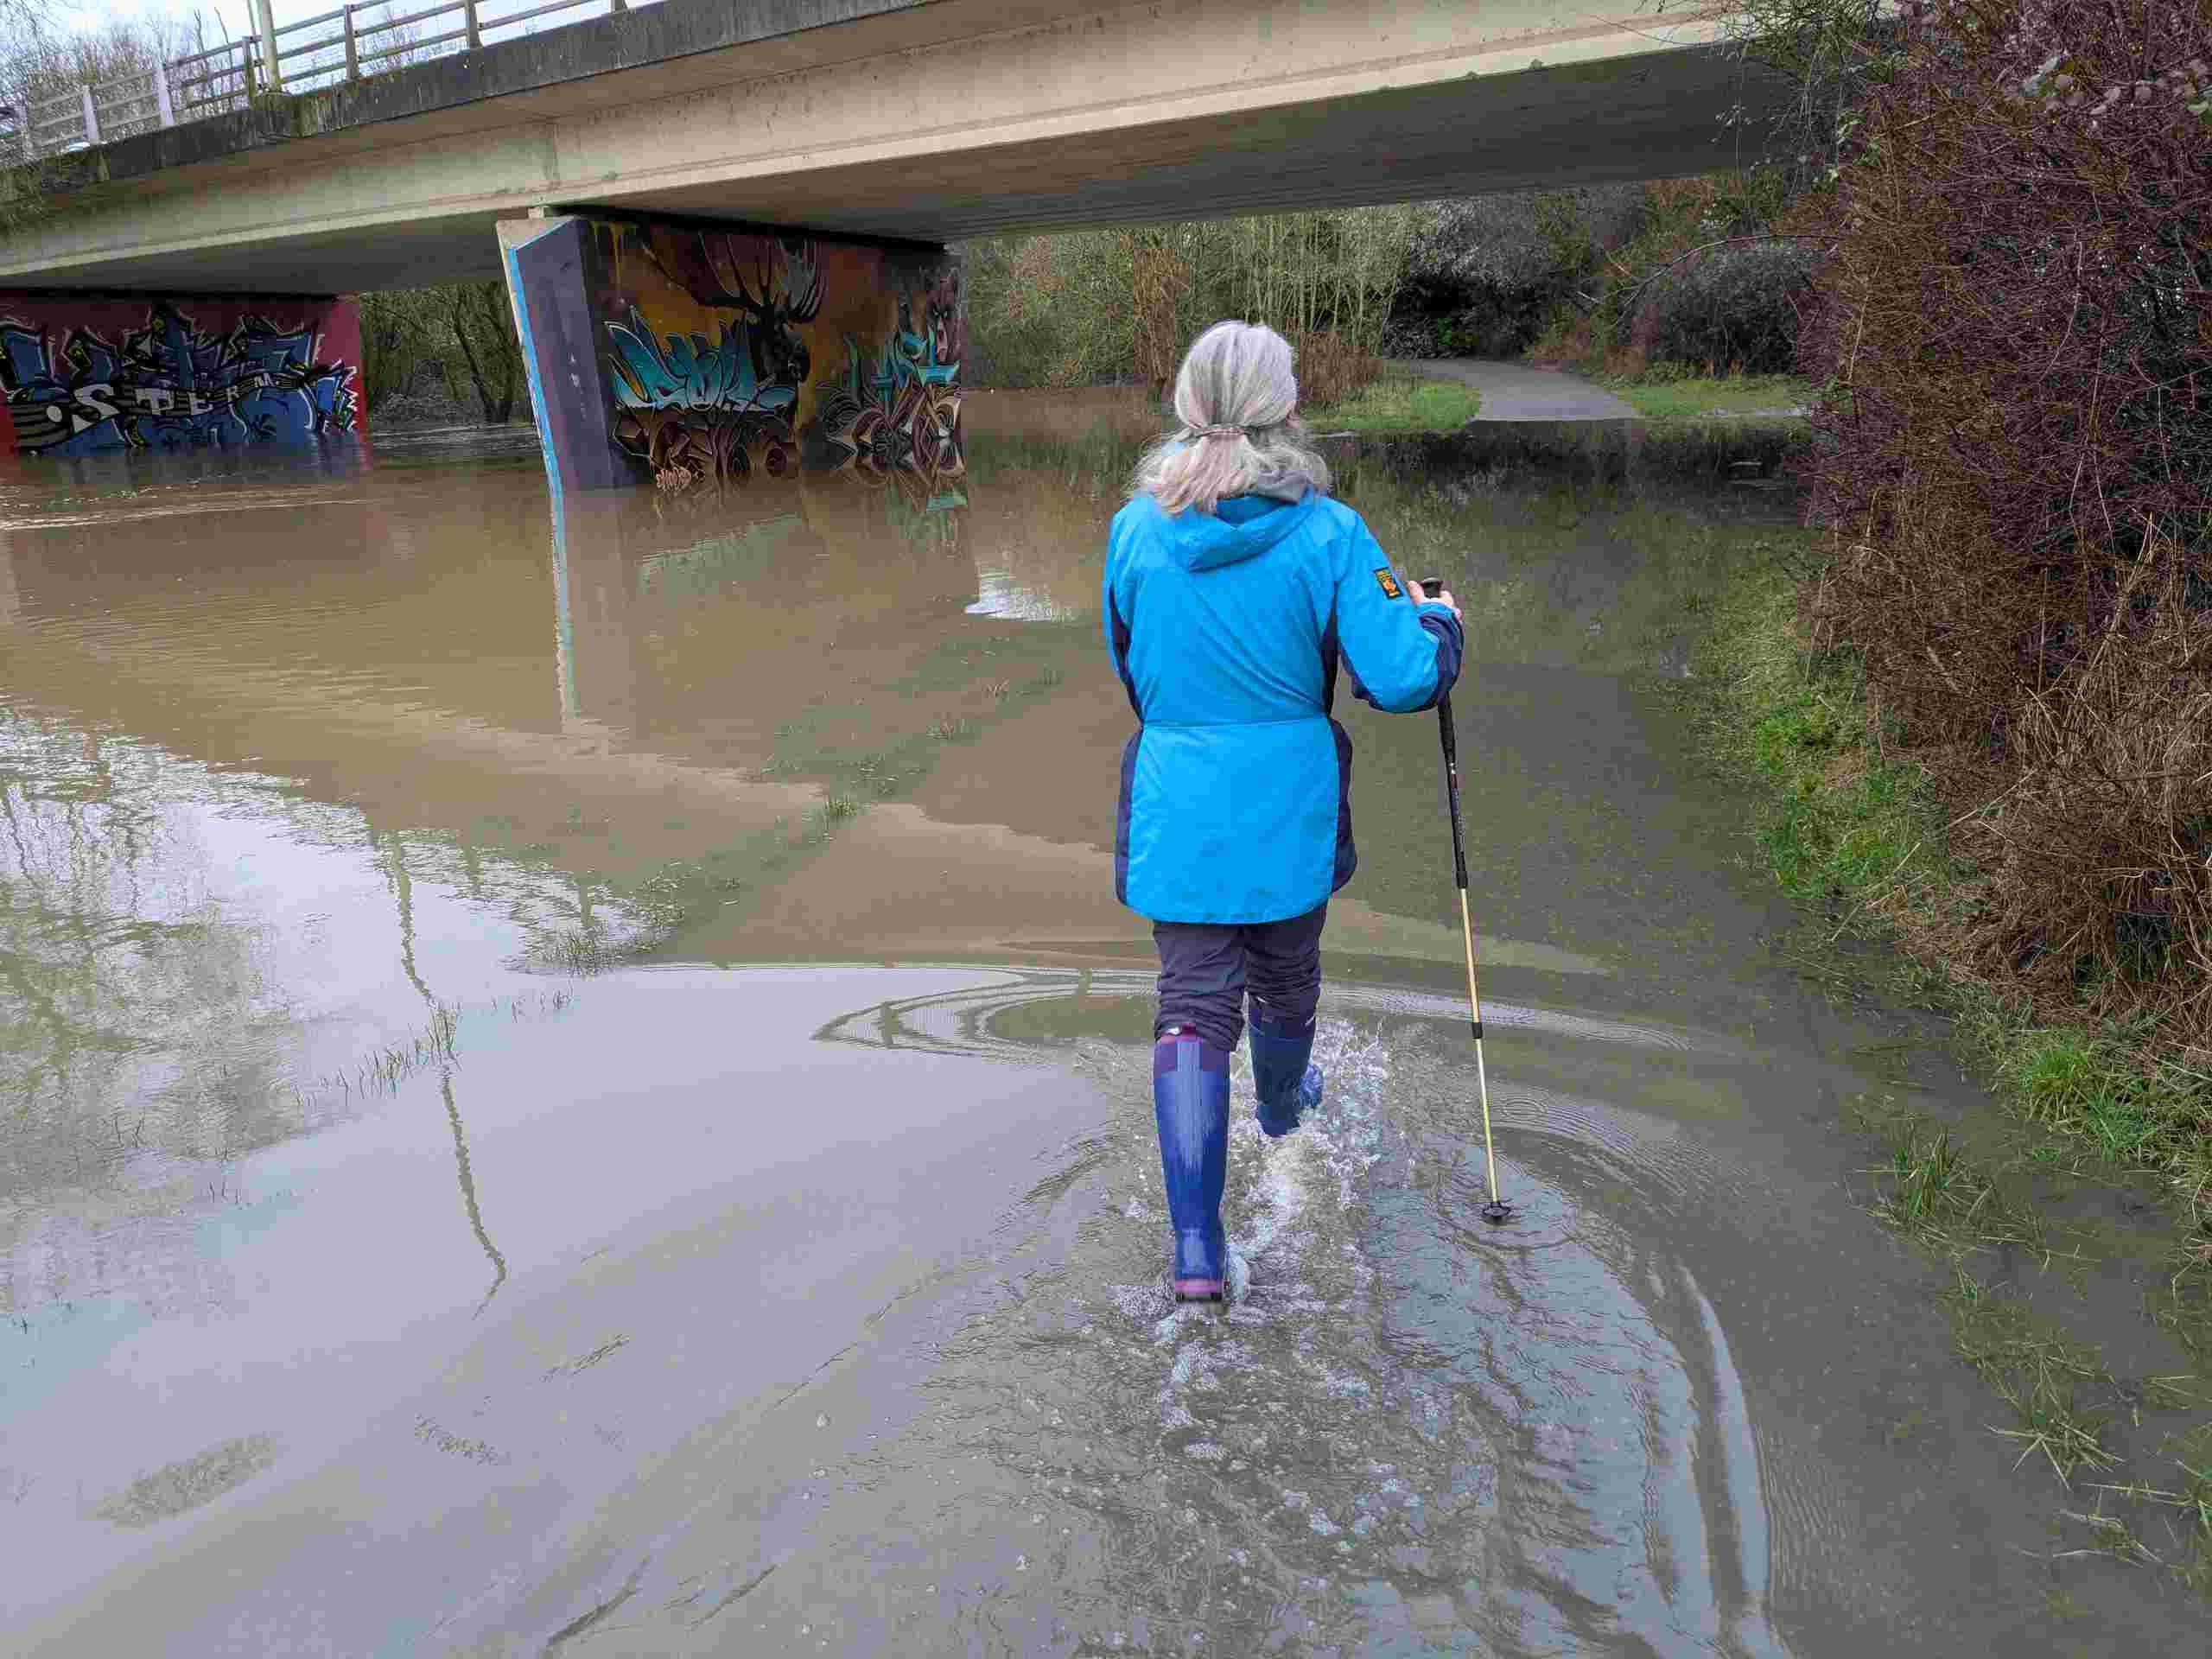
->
xmin=444 ymin=281 xmax=523 ymax=423
xmin=1713 ymin=0 xmax=1899 ymax=188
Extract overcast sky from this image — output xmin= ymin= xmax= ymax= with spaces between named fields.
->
xmin=55 ymin=0 xmax=349 ymax=35
xmin=50 ymin=0 xmax=624 ymax=43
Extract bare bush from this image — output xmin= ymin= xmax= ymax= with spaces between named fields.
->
xmin=1796 ymin=0 xmax=2212 ymax=1048
xmin=1386 ymin=185 xmax=1647 ymax=359
xmin=1948 ymin=534 xmax=2212 ymax=1040
xmin=1516 ymin=172 xmax=1804 ymax=373
xmin=1629 ymin=240 xmax=1815 ymax=374
xmin=1280 ymin=328 xmax=1382 ymax=409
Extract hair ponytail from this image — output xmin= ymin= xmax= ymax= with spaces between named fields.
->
xmin=1129 ymin=321 xmax=1332 ymax=515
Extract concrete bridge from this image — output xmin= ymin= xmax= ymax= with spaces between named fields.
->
xmin=0 ymin=0 xmax=1776 ymax=473
xmin=3 ymin=0 xmax=1768 ymax=294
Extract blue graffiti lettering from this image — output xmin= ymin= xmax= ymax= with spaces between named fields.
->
xmin=0 ymin=302 xmax=359 ymax=456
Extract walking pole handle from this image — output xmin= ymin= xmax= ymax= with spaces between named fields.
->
xmin=1437 ymin=691 xmax=1469 ymax=893
xmin=1416 ymin=577 xmax=1471 ymax=893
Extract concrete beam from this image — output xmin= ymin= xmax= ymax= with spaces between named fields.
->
xmin=0 ymin=0 xmax=1777 ymax=296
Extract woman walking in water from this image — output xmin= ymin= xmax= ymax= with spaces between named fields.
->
xmin=1103 ymin=321 xmax=1465 ymax=1301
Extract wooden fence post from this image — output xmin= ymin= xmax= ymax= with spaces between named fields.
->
xmin=466 ymin=0 xmax=482 ymax=50
xmin=154 ymin=60 xmax=176 ymax=128
xmin=79 ymin=84 xmax=100 ymax=146
xmin=345 ymin=6 xmax=360 ymax=80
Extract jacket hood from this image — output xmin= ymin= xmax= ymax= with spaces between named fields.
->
xmin=1153 ymin=490 xmax=1318 ymax=572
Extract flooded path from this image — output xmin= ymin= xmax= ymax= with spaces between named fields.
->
xmin=2 ymin=424 xmax=2204 ymax=1656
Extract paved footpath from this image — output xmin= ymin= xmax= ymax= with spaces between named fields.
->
xmin=1398 ymin=357 xmax=1639 ymax=422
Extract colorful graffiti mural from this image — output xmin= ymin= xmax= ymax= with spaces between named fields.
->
xmin=815 ymin=302 xmax=963 ymax=505
xmin=0 ymin=296 xmax=364 ymax=457
xmin=579 ymin=219 xmax=963 ymax=503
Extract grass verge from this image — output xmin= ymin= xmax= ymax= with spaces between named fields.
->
xmin=1689 ymin=551 xmax=2212 ymax=1591
xmin=1307 ymin=374 xmax=1483 ymax=435
xmin=1691 ymin=560 xmax=2212 ymax=1197
xmin=1600 ymin=372 xmax=1811 ymax=423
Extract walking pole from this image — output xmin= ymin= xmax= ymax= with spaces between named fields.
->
xmin=1421 ymin=580 xmax=1513 ymax=1225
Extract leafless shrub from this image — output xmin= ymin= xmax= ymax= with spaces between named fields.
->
xmin=1796 ymin=0 xmax=2212 ymax=1048
xmin=1280 ymin=328 xmax=1380 ymax=408
xmin=1629 ymin=240 xmax=1816 ymax=375
xmin=1949 ymin=531 xmax=2212 ymax=1038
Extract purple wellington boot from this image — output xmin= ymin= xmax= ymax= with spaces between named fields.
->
xmin=1153 ymin=1027 xmax=1230 ymax=1301
xmin=1248 ymin=1001 xmax=1324 ymax=1138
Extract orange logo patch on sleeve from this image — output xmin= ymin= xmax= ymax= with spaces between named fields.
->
xmin=1372 ymin=567 xmax=1402 ymax=601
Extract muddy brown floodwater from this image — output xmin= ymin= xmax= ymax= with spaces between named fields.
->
xmin=1 ymin=420 xmax=2203 ymax=1658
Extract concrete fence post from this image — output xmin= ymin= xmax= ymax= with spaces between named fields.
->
xmin=465 ymin=0 xmax=482 ymax=50
xmin=345 ymin=6 xmax=360 ymax=80
xmin=153 ymin=60 xmax=176 ymax=128
xmin=254 ymin=0 xmax=284 ymax=93
xmin=79 ymin=84 xmax=99 ymax=146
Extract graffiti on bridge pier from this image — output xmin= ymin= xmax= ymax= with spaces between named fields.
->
xmin=0 ymin=296 xmax=365 ymax=458
xmin=816 ymin=283 xmax=963 ymax=504
xmin=587 ymin=219 xmax=964 ymax=506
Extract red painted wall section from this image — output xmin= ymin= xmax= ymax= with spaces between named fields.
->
xmin=0 ymin=293 xmax=368 ymax=458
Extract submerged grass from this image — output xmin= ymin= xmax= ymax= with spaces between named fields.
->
xmin=1847 ymin=1096 xmax=2044 ymax=1258
xmin=2061 ymin=1425 xmax=2212 ymax=1586
xmin=1945 ymin=1265 xmax=2120 ymax=1484
xmin=321 ymin=1001 xmax=461 ymax=1097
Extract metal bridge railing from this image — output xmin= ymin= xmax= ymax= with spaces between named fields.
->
xmin=10 ymin=0 xmax=646 ymax=160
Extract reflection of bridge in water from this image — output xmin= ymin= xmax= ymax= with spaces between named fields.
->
xmin=0 ymin=448 xmax=1148 ymax=969
xmin=0 ymin=444 xmax=1628 ymax=977
xmin=546 ymin=467 xmax=1088 ymax=735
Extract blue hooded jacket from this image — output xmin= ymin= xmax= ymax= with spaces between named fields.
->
xmin=1103 ymin=487 xmax=1465 ymax=924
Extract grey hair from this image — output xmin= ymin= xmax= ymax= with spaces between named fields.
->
xmin=1128 ymin=321 xmax=1332 ymax=516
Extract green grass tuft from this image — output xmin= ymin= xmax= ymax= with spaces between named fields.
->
xmin=1694 ymin=564 xmax=1942 ymax=916
xmin=1306 ymin=376 xmax=1483 ymax=435
xmin=1604 ymin=373 xmax=1812 ymax=423
xmin=1989 ymin=1026 xmax=2208 ymax=1169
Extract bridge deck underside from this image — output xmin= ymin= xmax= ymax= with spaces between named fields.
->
xmin=644 ymin=55 xmax=1763 ymax=245
xmin=3 ymin=11 xmax=1775 ymax=295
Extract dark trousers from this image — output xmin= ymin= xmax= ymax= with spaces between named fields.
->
xmin=1153 ymin=901 xmax=1329 ymax=1053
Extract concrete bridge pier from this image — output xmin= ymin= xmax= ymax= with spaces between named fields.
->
xmin=499 ymin=211 xmax=965 ymax=499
